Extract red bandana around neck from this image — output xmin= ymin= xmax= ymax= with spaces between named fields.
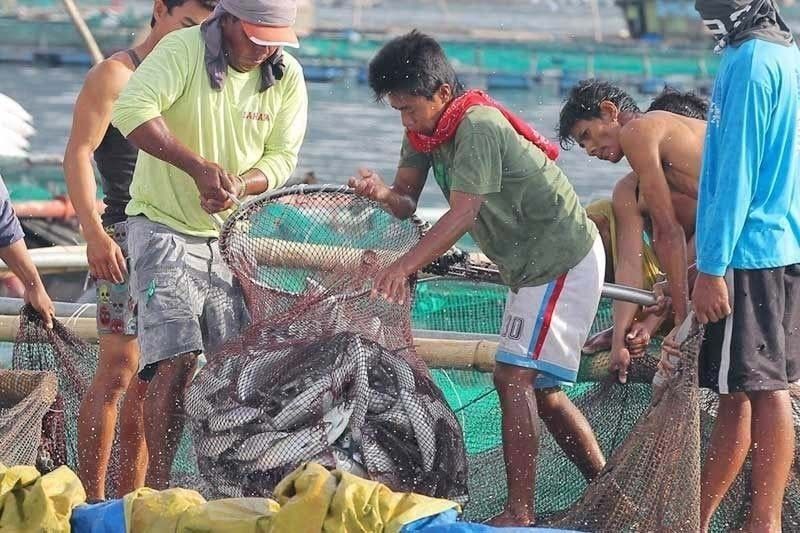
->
xmin=405 ymin=89 xmax=559 ymax=161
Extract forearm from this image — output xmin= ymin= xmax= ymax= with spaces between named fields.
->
xmin=63 ymin=148 xmax=104 ymax=239
xmin=383 ymin=187 xmax=418 ymax=220
xmin=0 ymin=240 xmax=44 ymax=290
xmin=611 ymin=258 xmax=644 ymax=347
xmin=239 ymin=168 xmax=269 ymax=197
xmin=653 ymin=225 xmax=689 ymax=323
xmin=252 ymin=149 xmax=299 ymax=191
xmin=126 ymin=117 xmax=203 ymax=177
xmin=396 ymin=207 xmax=474 ymax=275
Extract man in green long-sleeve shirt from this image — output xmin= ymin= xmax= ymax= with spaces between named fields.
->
xmin=111 ymin=0 xmax=307 ymax=488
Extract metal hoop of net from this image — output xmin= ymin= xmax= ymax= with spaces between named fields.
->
xmin=188 ymin=184 xmax=469 ymax=502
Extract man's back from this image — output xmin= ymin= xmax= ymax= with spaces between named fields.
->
xmin=698 ymin=38 xmax=800 ymax=274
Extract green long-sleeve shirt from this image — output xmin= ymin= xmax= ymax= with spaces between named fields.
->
xmin=112 ymin=26 xmax=308 ymax=237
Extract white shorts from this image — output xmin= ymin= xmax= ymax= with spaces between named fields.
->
xmin=495 ymin=236 xmax=604 ymax=389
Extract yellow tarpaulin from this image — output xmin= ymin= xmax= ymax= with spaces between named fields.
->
xmin=124 ymin=463 xmax=459 ymax=533
xmin=0 ymin=463 xmax=86 ymax=532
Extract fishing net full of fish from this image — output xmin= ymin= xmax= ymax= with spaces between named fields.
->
xmin=186 ymin=184 xmax=469 ymax=502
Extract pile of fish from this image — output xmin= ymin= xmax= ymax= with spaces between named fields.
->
xmin=186 ymin=331 xmax=469 ymax=502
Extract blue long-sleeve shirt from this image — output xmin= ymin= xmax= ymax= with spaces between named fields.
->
xmin=697 ymin=39 xmax=800 ymax=276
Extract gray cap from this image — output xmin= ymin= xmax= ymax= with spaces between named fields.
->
xmin=223 ymin=0 xmax=299 ymax=47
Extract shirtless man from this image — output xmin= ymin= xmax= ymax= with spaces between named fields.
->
xmin=64 ymin=0 xmax=216 ymax=499
xmin=583 ymin=88 xmax=706 ymax=361
xmin=558 ymin=80 xmax=705 ymax=382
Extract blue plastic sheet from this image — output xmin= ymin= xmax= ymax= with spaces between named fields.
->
xmin=402 ymin=508 xmax=460 ymax=531
xmin=70 ymin=499 xmax=126 ymax=533
xmin=411 ymin=522 xmax=584 ymax=533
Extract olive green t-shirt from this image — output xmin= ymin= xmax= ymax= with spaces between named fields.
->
xmin=400 ymin=106 xmax=596 ymax=290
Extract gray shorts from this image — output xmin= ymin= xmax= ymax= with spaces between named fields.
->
xmin=126 ymin=216 xmax=249 ymax=373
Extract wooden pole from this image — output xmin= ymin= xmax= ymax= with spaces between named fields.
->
xmin=60 ymin=0 xmax=104 ymax=65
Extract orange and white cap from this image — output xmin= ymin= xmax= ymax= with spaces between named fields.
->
xmin=239 ymin=0 xmax=299 ymax=48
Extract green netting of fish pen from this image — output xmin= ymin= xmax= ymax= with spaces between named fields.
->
xmin=415 ymin=279 xmax=631 ymax=521
xmin=10 ymin=276 xmax=788 ymax=531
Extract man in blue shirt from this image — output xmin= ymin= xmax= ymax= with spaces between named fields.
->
xmin=692 ymin=0 xmax=800 ymax=529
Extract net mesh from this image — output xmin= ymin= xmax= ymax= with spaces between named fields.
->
xmin=12 ymin=305 xmax=90 ymax=473
xmin=4 ymin=187 xmax=800 ymax=530
xmin=0 ymin=366 xmax=58 ymax=468
xmin=188 ymin=188 xmax=469 ymax=501
xmin=549 ymin=320 xmax=702 ymax=531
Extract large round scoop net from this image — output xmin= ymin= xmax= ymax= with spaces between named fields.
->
xmin=186 ymin=185 xmax=469 ymax=502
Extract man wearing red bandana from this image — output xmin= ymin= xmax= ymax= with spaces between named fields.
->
xmin=349 ymin=30 xmax=606 ymax=527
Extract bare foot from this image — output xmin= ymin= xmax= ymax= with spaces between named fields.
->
xmin=485 ymin=509 xmax=534 ymax=527
xmin=583 ymin=327 xmax=613 ymax=354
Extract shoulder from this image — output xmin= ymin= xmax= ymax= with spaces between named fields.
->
xmin=724 ymin=40 xmax=799 ymax=86
xmin=281 ymin=51 xmax=303 ymax=74
xmin=613 ymin=172 xmax=637 ymax=196
xmin=619 ymin=114 xmax=663 ymax=148
xmin=81 ymin=55 xmax=135 ymax=100
xmin=277 ymin=51 xmax=305 ymax=88
xmin=612 ymin=172 xmax=639 ymax=210
xmin=152 ymin=26 xmax=200 ymax=58
xmin=452 ymin=106 xmax=509 ymax=148
xmin=457 ymin=106 xmax=506 ymax=134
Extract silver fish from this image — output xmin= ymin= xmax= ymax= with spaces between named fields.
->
xmin=346 ymin=356 xmax=371 ymax=442
xmin=208 ymin=405 xmax=262 ymax=433
xmin=234 ymin=431 xmax=292 ymax=461
xmin=184 ymin=384 xmax=214 ymax=419
xmin=250 ymin=427 xmax=326 ymax=472
xmin=195 ymin=432 xmax=240 ymax=459
xmin=236 ymin=348 xmax=293 ymax=403
xmin=216 ymin=356 xmax=242 ymax=381
xmin=329 ymin=358 xmax=356 ymax=394
xmin=332 ymin=447 xmax=368 ymax=478
xmin=365 ymin=316 xmax=382 ymax=341
xmin=373 ymin=402 xmax=413 ymax=434
xmin=399 ymin=389 xmax=437 ymax=472
xmin=324 ymin=403 xmax=354 ymax=444
xmin=367 ymin=389 xmax=396 ymax=414
xmin=382 ymin=351 xmax=416 ymax=390
xmin=271 ymin=375 xmax=333 ymax=430
xmin=361 ymin=433 xmax=395 ymax=474
xmin=194 ymin=371 xmax=230 ymax=401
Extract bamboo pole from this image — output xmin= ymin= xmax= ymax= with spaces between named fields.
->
xmin=60 ymin=0 xmax=104 ymax=65
xmin=0 ymin=246 xmax=88 ymax=275
xmin=0 ymin=314 xmax=499 ymax=368
xmin=0 ymin=314 xmax=657 ymax=382
xmin=0 ymin=315 xmax=97 ymax=341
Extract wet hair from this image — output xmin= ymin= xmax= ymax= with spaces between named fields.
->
xmin=646 ymin=86 xmax=708 ymax=120
xmin=150 ymin=0 xmax=218 ymax=28
xmin=367 ymin=30 xmax=464 ymax=102
xmin=557 ymin=79 xmax=640 ymax=149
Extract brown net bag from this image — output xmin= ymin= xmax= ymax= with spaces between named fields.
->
xmin=545 ymin=317 xmax=703 ymax=531
xmin=187 ymin=185 xmax=469 ymax=502
xmin=12 ymin=305 xmax=94 ymax=472
xmin=0 ymin=368 xmax=58 ymax=468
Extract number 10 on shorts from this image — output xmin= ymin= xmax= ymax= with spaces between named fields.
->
xmin=501 ymin=315 xmax=524 ymax=340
